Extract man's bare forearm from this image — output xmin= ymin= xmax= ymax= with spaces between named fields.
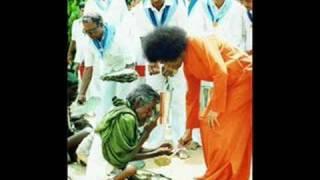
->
xmin=132 ymin=149 xmax=161 ymax=161
xmin=79 ymin=67 xmax=93 ymax=96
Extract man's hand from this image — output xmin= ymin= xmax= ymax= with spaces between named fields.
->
xmin=160 ymin=143 xmax=173 ymax=150
xmin=125 ymin=63 xmax=136 ymax=69
xmin=144 ymin=116 xmax=159 ymax=132
xmin=148 ymin=63 xmax=160 ymax=75
xmin=207 ymin=111 xmax=220 ymax=128
xmin=162 ymin=65 xmax=178 ymax=77
xmin=77 ymin=94 xmax=86 ymax=105
xmin=158 ymin=146 xmax=174 ymax=156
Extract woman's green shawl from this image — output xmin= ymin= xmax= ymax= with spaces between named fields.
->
xmin=95 ymin=97 xmax=140 ymax=169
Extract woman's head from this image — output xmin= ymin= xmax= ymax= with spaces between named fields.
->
xmin=142 ymin=26 xmax=187 ymax=64
xmin=126 ymin=84 xmax=160 ymax=126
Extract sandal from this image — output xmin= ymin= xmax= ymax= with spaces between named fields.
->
xmin=186 ymin=141 xmax=201 ymax=150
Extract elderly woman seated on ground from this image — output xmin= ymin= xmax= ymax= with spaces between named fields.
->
xmin=85 ymin=84 xmax=174 ymax=180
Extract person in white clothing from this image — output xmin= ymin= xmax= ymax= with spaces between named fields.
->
xmin=240 ymin=0 xmax=252 ymax=54
xmin=186 ymin=0 xmax=214 ymax=36
xmin=67 ymin=2 xmax=86 ymax=66
xmin=182 ymin=0 xmax=214 ymax=146
xmin=68 ymin=3 xmax=90 ymax=92
xmin=77 ymin=13 xmax=137 ymax=126
xmin=84 ymin=0 xmax=130 ymax=27
xmin=187 ymin=0 xmax=247 ymax=49
xmin=83 ymin=0 xmax=140 ymax=99
xmin=127 ymin=0 xmax=142 ymax=10
xmin=131 ymin=0 xmax=189 ymax=149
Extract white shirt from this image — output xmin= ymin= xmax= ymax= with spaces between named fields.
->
xmin=131 ymin=0 xmax=188 ymax=65
xmin=84 ymin=0 xmax=129 ymax=27
xmin=71 ymin=18 xmax=89 ymax=63
xmin=188 ymin=0 xmax=247 ymax=50
xmin=71 ymin=18 xmax=85 ymax=42
xmin=83 ymin=23 xmax=136 ymax=82
xmin=181 ymin=0 xmax=189 ymax=8
xmin=187 ymin=0 xmax=215 ymax=36
xmin=210 ymin=0 xmax=247 ymax=50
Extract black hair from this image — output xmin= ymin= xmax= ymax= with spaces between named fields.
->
xmin=142 ymin=26 xmax=187 ymax=63
xmin=82 ymin=12 xmax=104 ymax=27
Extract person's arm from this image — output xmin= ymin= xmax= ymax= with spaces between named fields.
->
xmin=68 ymin=21 xmax=78 ymax=64
xmin=139 ymin=147 xmax=157 ymax=153
xmin=203 ymin=39 xmax=228 ymax=116
xmin=132 ymin=147 xmax=172 ymax=161
xmin=67 ymin=41 xmax=76 ymax=64
xmin=78 ymin=48 xmax=94 ymax=103
xmin=133 ymin=143 xmax=173 ymax=161
xmin=128 ymin=113 xmax=164 ymax=160
xmin=139 ymin=142 xmax=173 ymax=153
xmin=78 ymin=66 xmax=93 ymax=104
xmin=136 ymin=113 xmax=159 ymax=146
xmin=193 ymin=37 xmax=229 ymax=128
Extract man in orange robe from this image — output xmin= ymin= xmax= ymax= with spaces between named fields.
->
xmin=142 ymin=26 xmax=252 ymax=180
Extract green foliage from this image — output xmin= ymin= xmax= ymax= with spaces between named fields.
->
xmin=68 ymin=0 xmax=85 ymax=44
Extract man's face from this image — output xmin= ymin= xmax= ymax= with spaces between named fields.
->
xmin=160 ymin=57 xmax=183 ymax=77
xmin=151 ymin=0 xmax=164 ymax=7
xmin=83 ymin=21 xmax=103 ymax=40
xmin=241 ymin=0 xmax=252 ymax=10
xmin=151 ymin=0 xmax=163 ymax=3
xmin=136 ymin=101 xmax=156 ymax=126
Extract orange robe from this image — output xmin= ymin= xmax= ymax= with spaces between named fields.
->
xmin=184 ymin=35 xmax=252 ymax=180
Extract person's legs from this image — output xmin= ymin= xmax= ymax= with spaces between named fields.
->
xmin=67 ymin=127 xmax=92 ymax=161
xmin=85 ymin=134 xmax=114 ymax=180
xmin=68 ymin=127 xmax=92 ymax=150
xmin=114 ymin=165 xmax=137 ymax=180
xmin=76 ymin=131 xmax=95 ymax=164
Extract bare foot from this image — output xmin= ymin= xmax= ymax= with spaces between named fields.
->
xmin=193 ymin=176 xmax=205 ymax=180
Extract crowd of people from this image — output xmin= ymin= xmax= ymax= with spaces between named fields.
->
xmin=67 ymin=0 xmax=253 ymax=179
